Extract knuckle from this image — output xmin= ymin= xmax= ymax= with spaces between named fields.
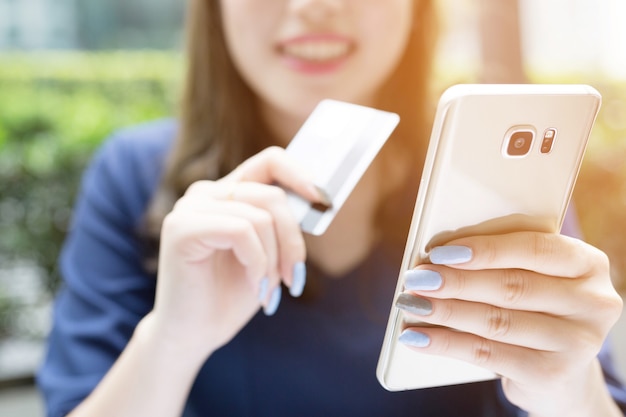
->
xmin=612 ymin=292 xmax=625 ymax=315
xmin=266 ymin=184 xmax=288 ymax=202
xmin=185 ymin=181 xmax=201 ymax=195
xmin=500 ymin=269 xmax=530 ymax=305
xmin=161 ymin=211 xmax=190 ymax=246
xmin=597 ymin=248 xmax=611 ymax=269
xmin=527 ymin=233 xmax=557 ymax=269
xmin=161 ymin=211 xmax=178 ymax=232
xmin=571 ymin=238 xmax=604 ymax=276
xmin=590 ymin=245 xmax=611 ymax=275
xmin=252 ymin=210 xmax=274 ymax=229
xmin=185 ymin=180 xmax=211 ymax=195
xmin=594 ymin=291 xmax=623 ymax=325
xmin=482 ymin=237 xmax=499 ymax=265
xmin=529 ymin=232 xmax=552 ymax=252
xmin=171 ymin=196 xmax=187 ymax=212
xmin=472 ymin=338 xmax=494 ymax=366
xmin=261 ymin=146 xmax=285 ymax=160
xmin=231 ymin=219 xmax=256 ymax=241
xmin=485 ymin=306 xmax=512 ymax=339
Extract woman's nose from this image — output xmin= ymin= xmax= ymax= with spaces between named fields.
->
xmin=288 ymin=0 xmax=343 ymax=23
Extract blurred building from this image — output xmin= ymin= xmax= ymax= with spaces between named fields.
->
xmin=0 ymin=0 xmax=79 ymax=49
xmin=0 ymin=0 xmax=184 ymax=50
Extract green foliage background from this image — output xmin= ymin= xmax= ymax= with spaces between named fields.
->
xmin=0 ymin=52 xmax=624 ymax=335
xmin=0 ymin=52 xmax=180 ymax=300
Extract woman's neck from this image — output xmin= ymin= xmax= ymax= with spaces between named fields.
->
xmin=258 ymin=100 xmax=308 ymax=147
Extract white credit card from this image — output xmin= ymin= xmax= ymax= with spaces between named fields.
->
xmin=285 ymin=99 xmax=400 ymax=235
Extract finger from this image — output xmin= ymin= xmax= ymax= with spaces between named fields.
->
xmin=185 ymin=180 xmax=307 ymax=296
xmin=223 ymin=146 xmax=331 ymax=205
xmin=180 ymin=183 xmax=294 ymax=302
xmin=191 ymin=200 xmax=281 ymax=285
xmin=404 ymin=266 xmax=582 ymax=315
xmin=398 ymin=326 xmax=556 ymax=385
xmin=396 ymin=293 xmax=581 ymax=352
xmin=255 ymin=187 xmax=306 ymax=294
xmin=162 ymin=211 xmax=267 ymax=285
xmin=166 ymin=211 xmax=281 ymax=315
xmin=430 ymin=232 xmax=609 ymax=278
xmin=219 ymin=182 xmax=307 ymax=295
xmin=175 ymin=185 xmax=281 ymax=284
xmin=240 ymin=184 xmax=307 ymax=295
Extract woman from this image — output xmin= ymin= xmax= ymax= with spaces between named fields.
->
xmin=38 ymin=1 xmax=626 ymax=416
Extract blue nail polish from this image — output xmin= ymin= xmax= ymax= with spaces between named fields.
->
xmin=264 ymin=286 xmax=282 ymax=316
xmin=395 ymin=293 xmax=432 ymax=316
xmin=399 ymin=329 xmax=431 ymax=348
xmin=429 ymin=245 xmax=472 ymax=265
xmin=258 ymin=277 xmax=269 ymax=301
xmin=404 ymin=269 xmax=442 ymax=291
xmin=289 ymin=262 xmax=306 ymax=297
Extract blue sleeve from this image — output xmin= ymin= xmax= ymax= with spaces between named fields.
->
xmin=599 ymin=337 xmax=626 ymax=414
xmin=36 ymin=126 xmax=168 ymax=417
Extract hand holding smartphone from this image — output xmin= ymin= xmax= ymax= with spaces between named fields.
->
xmin=376 ymin=84 xmax=602 ymax=391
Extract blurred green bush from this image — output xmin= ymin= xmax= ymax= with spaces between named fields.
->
xmin=0 ymin=52 xmax=180 ymax=299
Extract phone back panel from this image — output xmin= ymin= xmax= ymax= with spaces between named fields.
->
xmin=377 ymin=84 xmax=601 ymax=391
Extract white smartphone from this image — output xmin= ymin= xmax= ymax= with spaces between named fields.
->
xmin=376 ymin=84 xmax=602 ymax=391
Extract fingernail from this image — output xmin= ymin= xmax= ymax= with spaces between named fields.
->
xmin=395 ymin=293 xmax=432 ymax=316
xmin=258 ymin=277 xmax=269 ymax=301
xmin=264 ymin=286 xmax=282 ymax=316
xmin=289 ymin=262 xmax=306 ymax=297
xmin=399 ymin=329 xmax=431 ymax=348
xmin=429 ymin=245 xmax=472 ymax=265
xmin=404 ymin=269 xmax=442 ymax=291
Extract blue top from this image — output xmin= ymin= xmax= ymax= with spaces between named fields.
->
xmin=37 ymin=120 xmax=626 ymax=417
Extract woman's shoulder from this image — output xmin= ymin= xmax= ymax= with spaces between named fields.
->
xmin=99 ymin=118 xmax=177 ymax=164
xmin=94 ymin=118 xmax=176 ymax=185
xmin=79 ymin=118 xmax=178 ymax=225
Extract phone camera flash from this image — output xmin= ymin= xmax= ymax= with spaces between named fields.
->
xmin=541 ymin=128 xmax=557 ymax=153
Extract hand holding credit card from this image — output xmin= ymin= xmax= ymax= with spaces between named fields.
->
xmin=285 ymin=99 xmax=400 ymax=235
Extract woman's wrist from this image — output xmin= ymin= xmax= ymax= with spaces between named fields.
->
xmin=133 ymin=312 xmax=215 ymax=374
xmin=528 ymin=359 xmax=622 ymax=417
xmin=567 ymin=359 xmax=621 ymax=417
xmin=68 ymin=312 xmax=211 ymax=417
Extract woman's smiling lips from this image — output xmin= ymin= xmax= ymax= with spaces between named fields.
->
xmin=277 ymin=34 xmax=354 ymax=74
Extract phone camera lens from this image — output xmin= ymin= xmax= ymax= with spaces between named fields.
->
xmin=506 ymin=131 xmax=534 ymax=156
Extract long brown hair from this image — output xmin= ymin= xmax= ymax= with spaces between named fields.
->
xmin=143 ymin=0 xmax=440 ymax=268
